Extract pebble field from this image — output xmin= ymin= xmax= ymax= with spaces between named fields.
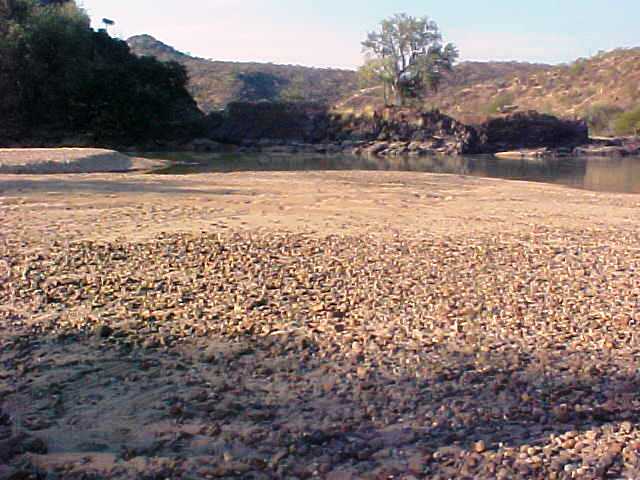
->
xmin=1 ymin=170 xmax=640 ymax=479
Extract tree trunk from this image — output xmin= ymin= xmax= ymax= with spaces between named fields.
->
xmin=1 ymin=0 xmax=13 ymax=17
xmin=391 ymin=82 xmax=404 ymax=107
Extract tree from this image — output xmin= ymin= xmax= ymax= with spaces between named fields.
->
xmin=0 ymin=0 xmax=202 ymax=144
xmin=362 ymin=13 xmax=458 ymax=106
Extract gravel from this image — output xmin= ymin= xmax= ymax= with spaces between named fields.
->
xmin=1 ymin=227 xmax=640 ymax=478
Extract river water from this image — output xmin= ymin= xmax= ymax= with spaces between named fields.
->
xmin=146 ymin=152 xmax=640 ymax=195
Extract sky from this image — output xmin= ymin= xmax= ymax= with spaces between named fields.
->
xmin=78 ymin=0 xmax=640 ymax=70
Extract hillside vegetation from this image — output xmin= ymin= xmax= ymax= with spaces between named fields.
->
xmin=127 ymin=34 xmax=359 ymax=112
xmin=128 ymin=34 xmax=640 ymax=135
xmin=340 ymin=48 xmax=640 ymax=135
xmin=341 ymin=61 xmax=549 ymax=115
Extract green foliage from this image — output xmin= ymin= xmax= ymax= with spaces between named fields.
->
xmin=357 ymin=58 xmax=388 ymax=89
xmin=236 ymin=71 xmax=286 ymax=102
xmin=568 ymin=59 xmax=587 ymax=77
xmin=361 ymin=13 xmax=458 ymax=106
xmin=0 ymin=0 xmax=200 ymax=144
xmin=483 ymin=92 xmax=515 ymax=114
xmin=581 ymin=104 xmax=624 ymax=135
xmin=613 ymin=106 xmax=640 ymax=135
xmin=357 ymin=57 xmax=395 ymax=104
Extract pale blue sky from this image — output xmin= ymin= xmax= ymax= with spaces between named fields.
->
xmin=78 ymin=0 xmax=640 ymax=69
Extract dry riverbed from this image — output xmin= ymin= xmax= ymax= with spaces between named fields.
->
xmin=1 ymin=170 xmax=640 ymax=479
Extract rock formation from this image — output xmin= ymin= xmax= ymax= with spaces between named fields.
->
xmin=205 ymin=103 xmax=593 ymax=157
xmin=476 ymin=111 xmax=589 ymax=153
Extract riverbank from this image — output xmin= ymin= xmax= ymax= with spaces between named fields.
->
xmin=0 ymin=148 xmax=168 ymax=174
xmin=1 ymin=171 xmax=640 ymax=479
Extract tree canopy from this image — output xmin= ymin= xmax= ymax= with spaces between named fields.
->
xmin=361 ymin=13 xmax=458 ymax=106
xmin=0 ymin=0 xmax=202 ymax=145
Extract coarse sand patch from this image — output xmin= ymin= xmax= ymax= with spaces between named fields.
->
xmin=0 ymin=148 xmax=167 ymax=174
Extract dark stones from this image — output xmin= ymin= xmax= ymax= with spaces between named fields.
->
xmin=188 ymin=138 xmax=224 ymax=153
xmin=95 ymin=324 xmax=114 ymax=339
xmin=197 ymin=103 xmax=595 ymax=157
xmin=476 ymin=110 xmax=589 ymax=153
xmin=0 ymin=434 xmax=47 ymax=462
xmin=353 ymin=108 xmax=589 ymax=157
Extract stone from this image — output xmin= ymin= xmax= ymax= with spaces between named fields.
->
xmin=95 ymin=324 xmax=114 ymax=339
xmin=474 ymin=440 xmax=486 ymax=453
xmin=408 ymin=455 xmax=426 ymax=473
xmin=190 ymin=138 xmax=224 ymax=153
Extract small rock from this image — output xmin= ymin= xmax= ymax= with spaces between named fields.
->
xmin=474 ymin=440 xmax=486 ymax=453
xmin=96 ymin=324 xmax=114 ymax=339
xmin=408 ymin=455 xmax=426 ymax=473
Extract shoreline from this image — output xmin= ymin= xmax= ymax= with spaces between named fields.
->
xmin=0 ymin=148 xmax=169 ymax=174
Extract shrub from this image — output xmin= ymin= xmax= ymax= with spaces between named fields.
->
xmin=483 ymin=92 xmax=515 ymax=114
xmin=581 ymin=104 xmax=624 ymax=135
xmin=613 ymin=106 xmax=640 ymax=135
xmin=569 ymin=59 xmax=587 ymax=77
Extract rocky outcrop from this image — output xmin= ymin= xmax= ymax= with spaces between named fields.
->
xmin=208 ymin=102 xmax=332 ymax=144
xmin=345 ymin=109 xmax=590 ymax=158
xmin=574 ymin=136 xmax=640 ymax=157
xmin=357 ymin=108 xmax=480 ymax=156
xmin=476 ymin=111 xmax=589 ymax=153
xmin=203 ymin=104 xmax=594 ymax=158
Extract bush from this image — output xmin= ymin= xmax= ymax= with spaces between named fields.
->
xmin=581 ymin=104 xmax=624 ymax=136
xmin=568 ymin=59 xmax=587 ymax=77
xmin=613 ymin=106 xmax=640 ymax=135
xmin=483 ymin=92 xmax=515 ymax=115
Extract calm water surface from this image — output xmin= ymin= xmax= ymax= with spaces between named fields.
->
xmin=145 ymin=152 xmax=640 ymax=195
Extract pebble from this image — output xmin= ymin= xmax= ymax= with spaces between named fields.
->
xmin=2 ymin=228 xmax=640 ymax=479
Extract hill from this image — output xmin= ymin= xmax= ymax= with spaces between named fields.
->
xmin=128 ymin=35 xmax=640 ymax=136
xmin=338 ymin=61 xmax=549 ymax=115
xmin=127 ymin=35 xmax=359 ymax=112
xmin=339 ymin=48 xmax=640 ymax=135
xmin=127 ymin=34 xmax=551 ymax=116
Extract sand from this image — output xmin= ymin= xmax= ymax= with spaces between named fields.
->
xmin=0 ymin=148 xmax=167 ymax=174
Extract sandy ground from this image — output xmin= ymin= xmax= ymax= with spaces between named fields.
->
xmin=0 ymin=148 xmax=167 ymax=174
xmin=1 ymin=170 xmax=640 ymax=479
xmin=1 ymin=170 xmax=638 ymax=243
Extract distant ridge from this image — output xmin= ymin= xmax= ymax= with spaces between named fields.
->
xmin=128 ymin=35 xmax=640 ymax=135
xmin=127 ymin=34 xmax=359 ymax=112
xmin=339 ymin=48 xmax=640 ymax=134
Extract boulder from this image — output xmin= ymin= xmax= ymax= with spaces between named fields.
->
xmin=189 ymin=138 xmax=224 ymax=152
xmin=574 ymin=144 xmax=640 ymax=157
xmin=495 ymin=149 xmax=551 ymax=160
xmin=376 ymin=108 xmax=480 ymax=152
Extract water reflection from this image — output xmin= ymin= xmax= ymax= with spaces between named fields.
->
xmin=583 ymin=157 xmax=640 ymax=194
xmin=146 ymin=152 xmax=640 ymax=195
